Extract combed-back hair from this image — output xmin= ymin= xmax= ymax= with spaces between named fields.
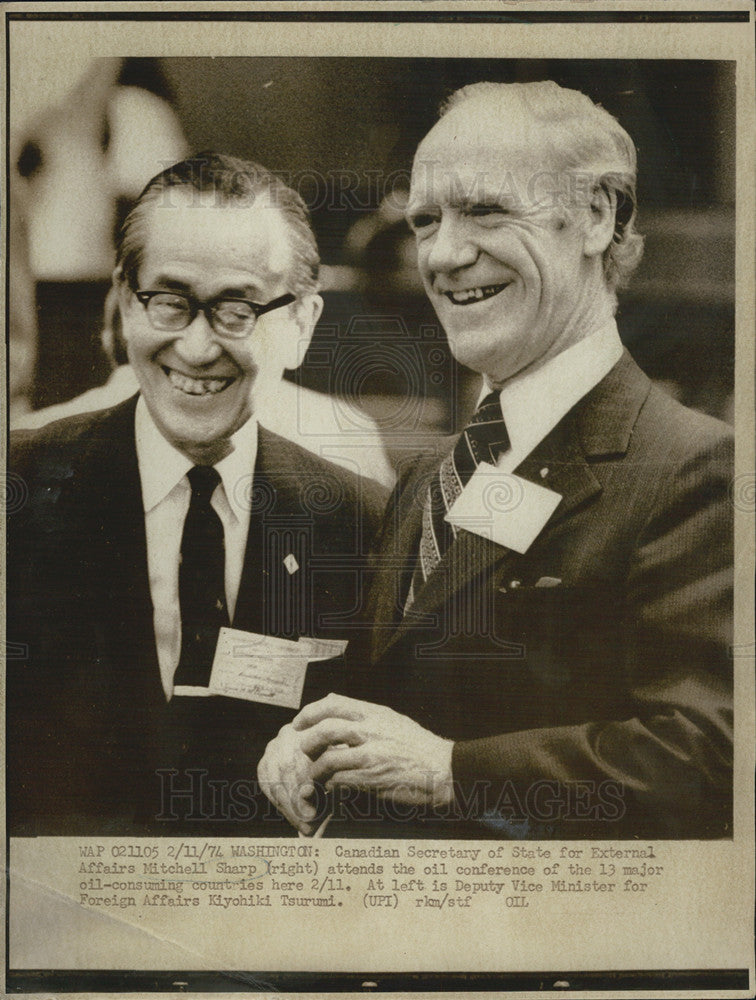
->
xmin=115 ymin=151 xmax=320 ymax=295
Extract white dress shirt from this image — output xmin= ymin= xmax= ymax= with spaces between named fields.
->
xmin=485 ymin=321 xmax=624 ymax=473
xmin=135 ymin=397 xmax=258 ymax=699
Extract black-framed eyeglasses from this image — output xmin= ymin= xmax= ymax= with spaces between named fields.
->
xmin=134 ymin=289 xmax=296 ymax=339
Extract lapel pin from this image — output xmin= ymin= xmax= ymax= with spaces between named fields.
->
xmin=540 ymin=467 xmax=549 ymax=479
xmin=283 ymin=554 xmax=299 ymax=575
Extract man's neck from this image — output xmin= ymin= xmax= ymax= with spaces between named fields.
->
xmin=488 ymin=291 xmax=617 ymax=390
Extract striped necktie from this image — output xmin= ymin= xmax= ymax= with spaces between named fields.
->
xmin=408 ymin=390 xmax=510 ymax=606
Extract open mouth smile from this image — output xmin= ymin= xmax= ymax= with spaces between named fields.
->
xmin=443 ymin=283 xmax=509 ymax=305
xmin=162 ymin=366 xmax=235 ymax=396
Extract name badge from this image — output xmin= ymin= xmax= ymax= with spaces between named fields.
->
xmin=445 ymin=462 xmax=562 ymax=554
xmin=207 ymin=627 xmax=348 ymax=710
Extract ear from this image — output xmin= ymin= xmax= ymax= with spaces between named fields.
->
xmin=582 ymin=182 xmax=616 ymax=258
xmin=284 ymin=293 xmax=323 ymax=370
xmin=112 ymin=267 xmax=131 ymax=315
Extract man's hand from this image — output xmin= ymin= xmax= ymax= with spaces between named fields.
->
xmin=257 ymin=720 xmax=322 ymax=834
xmin=258 ymin=693 xmax=454 ymax=834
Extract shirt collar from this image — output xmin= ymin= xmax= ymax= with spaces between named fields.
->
xmin=135 ymin=396 xmax=258 ymax=516
xmin=214 ymin=417 xmax=258 ymax=522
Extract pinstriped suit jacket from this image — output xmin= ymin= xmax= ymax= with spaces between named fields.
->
xmin=345 ymin=351 xmax=733 ymax=839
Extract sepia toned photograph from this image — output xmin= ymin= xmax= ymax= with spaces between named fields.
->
xmin=3 ymin=3 xmax=754 ymax=994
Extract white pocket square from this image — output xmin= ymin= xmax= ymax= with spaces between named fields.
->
xmin=499 ymin=576 xmax=562 ymax=593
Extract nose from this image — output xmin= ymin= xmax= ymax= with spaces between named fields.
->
xmin=173 ymin=312 xmax=224 ymax=366
xmin=425 ymin=215 xmax=477 ymax=274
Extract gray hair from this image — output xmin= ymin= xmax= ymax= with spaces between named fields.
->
xmin=440 ymin=81 xmax=644 ymax=291
xmin=115 ymin=151 xmax=320 ymax=296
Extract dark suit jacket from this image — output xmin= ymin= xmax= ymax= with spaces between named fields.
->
xmin=341 ymin=352 xmax=733 ymax=839
xmin=7 ymin=395 xmax=387 ymax=835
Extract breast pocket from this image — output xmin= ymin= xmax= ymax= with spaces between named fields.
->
xmin=499 ymin=579 xmax=620 ymax=669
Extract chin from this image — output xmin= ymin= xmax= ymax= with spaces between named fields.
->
xmin=161 ymin=416 xmax=239 ymax=460
xmin=454 ymin=322 xmax=532 ymax=377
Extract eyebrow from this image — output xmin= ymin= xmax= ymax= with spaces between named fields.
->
xmin=150 ymin=276 xmax=192 ymax=292
xmin=406 ymin=191 xmax=520 ymax=215
xmin=459 ymin=193 xmax=519 ymax=210
xmin=149 ymin=276 xmax=265 ymax=300
xmin=405 ymin=200 xmax=438 ymax=217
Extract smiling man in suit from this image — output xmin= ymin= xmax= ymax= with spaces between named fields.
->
xmin=7 ymin=153 xmax=386 ymax=835
xmin=259 ymin=81 xmax=734 ymax=839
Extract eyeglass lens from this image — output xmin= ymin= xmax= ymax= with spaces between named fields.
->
xmin=145 ymin=293 xmax=256 ymax=337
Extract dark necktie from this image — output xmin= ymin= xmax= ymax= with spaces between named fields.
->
xmin=173 ymin=465 xmax=229 ymax=688
xmin=408 ymin=390 xmax=510 ymax=605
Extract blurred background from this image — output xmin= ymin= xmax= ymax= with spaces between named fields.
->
xmin=9 ymin=57 xmax=735 ymax=472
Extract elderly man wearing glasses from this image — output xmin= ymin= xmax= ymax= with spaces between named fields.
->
xmin=7 ymin=153 xmax=386 ymax=836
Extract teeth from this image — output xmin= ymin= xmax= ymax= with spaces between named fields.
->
xmin=447 ymin=284 xmax=506 ymax=304
xmin=166 ymin=368 xmax=232 ymax=395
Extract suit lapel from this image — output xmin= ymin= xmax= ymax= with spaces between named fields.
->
xmin=373 ymin=352 xmax=650 ymax=663
xmin=55 ymin=396 xmax=164 ymax=708
xmin=398 ymin=413 xmax=600 ymax=620
xmin=369 ymin=450 xmax=443 ymax=661
xmin=512 ymin=409 xmax=603 ymax=528
xmin=89 ymin=397 xmax=165 ymax=704
xmin=233 ymin=425 xmax=311 ymax=637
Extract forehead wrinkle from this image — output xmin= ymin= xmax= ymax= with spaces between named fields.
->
xmin=141 ymin=194 xmax=295 ymax=291
xmin=410 ymin=160 xmax=532 ymax=214
xmin=413 ymin=98 xmax=571 ymax=207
